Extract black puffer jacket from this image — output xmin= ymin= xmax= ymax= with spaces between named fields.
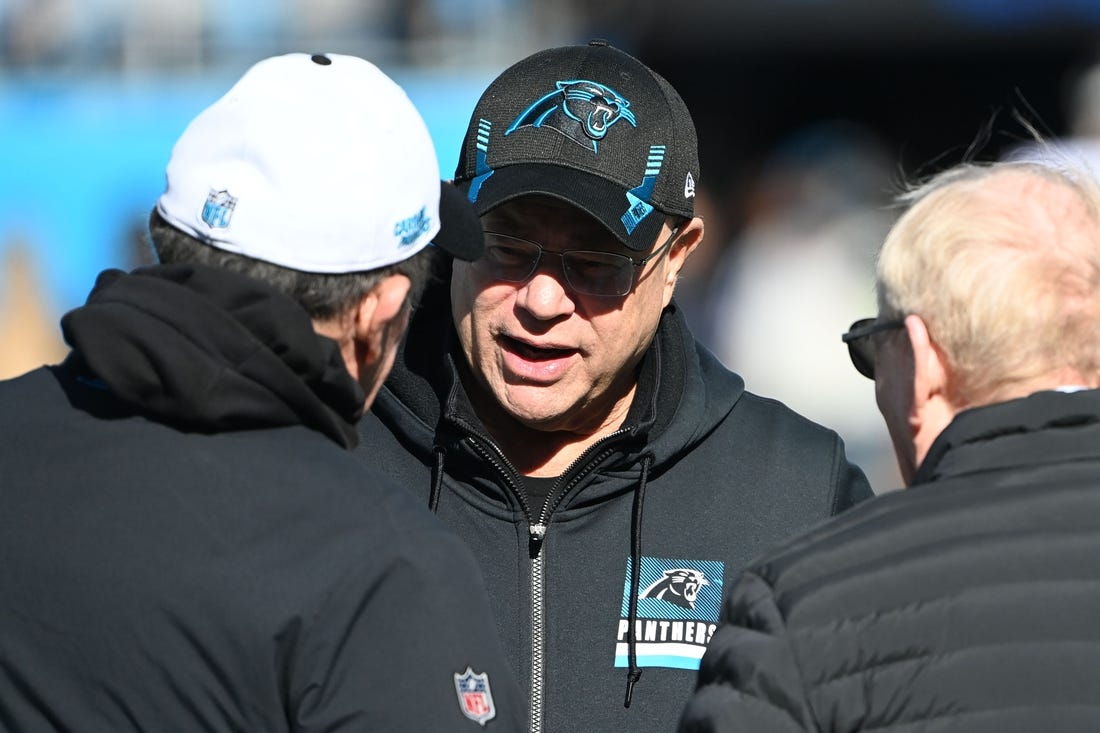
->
xmin=681 ymin=388 xmax=1100 ymax=733
xmin=356 ymin=279 xmax=871 ymax=733
xmin=0 ymin=264 xmax=524 ymax=732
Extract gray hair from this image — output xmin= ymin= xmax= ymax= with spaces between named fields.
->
xmin=148 ymin=208 xmax=436 ymax=321
xmin=877 ymin=160 xmax=1100 ymax=405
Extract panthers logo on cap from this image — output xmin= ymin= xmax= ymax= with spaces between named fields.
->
xmin=506 ymin=79 xmax=636 ymax=153
xmin=640 ymin=568 xmax=709 ymax=610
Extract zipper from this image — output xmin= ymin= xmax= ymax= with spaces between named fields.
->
xmin=537 ymin=428 xmax=631 ymax=526
xmin=528 ymin=522 xmax=547 ymax=733
xmin=463 ymin=434 xmax=546 ymax=731
xmin=461 ymin=424 xmax=634 ymax=733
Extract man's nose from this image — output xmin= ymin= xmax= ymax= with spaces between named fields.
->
xmin=515 ymin=258 xmax=576 ymax=319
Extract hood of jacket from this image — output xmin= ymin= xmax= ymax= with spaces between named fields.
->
xmin=372 ymin=276 xmax=746 ymax=504
xmin=61 ymin=264 xmax=365 ymax=447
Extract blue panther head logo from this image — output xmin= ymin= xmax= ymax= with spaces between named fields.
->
xmin=506 ymin=79 xmax=636 ymax=153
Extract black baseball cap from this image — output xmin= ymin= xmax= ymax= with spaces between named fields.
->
xmin=453 ymin=39 xmax=700 ymax=252
xmin=435 ymin=180 xmax=485 ymax=261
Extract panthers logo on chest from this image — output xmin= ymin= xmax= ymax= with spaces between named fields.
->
xmin=614 ymin=556 xmax=724 ymax=671
xmin=640 ymin=568 xmax=709 ymax=610
xmin=505 ymin=79 xmax=637 ymax=153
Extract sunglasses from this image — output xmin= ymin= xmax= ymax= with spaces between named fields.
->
xmin=471 ymin=227 xmax=681 ymax=298
xmin=842 ymin=317 xmax=905 ymax=379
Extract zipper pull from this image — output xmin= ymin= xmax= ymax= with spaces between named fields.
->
xmin=529 ymin=523 xmax=547 ymax=558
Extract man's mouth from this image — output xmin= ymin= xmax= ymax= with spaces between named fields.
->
xmin=502 ymin=336 xmax=576 ymax=362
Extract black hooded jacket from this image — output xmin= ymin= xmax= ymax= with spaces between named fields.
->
xmin=680 ymin=388 xmax=1100 ymax=733
xmin=0 ymin=264 xmax=524 ymax=732
xmin=356 ymin=280 xmax=872 ymax=733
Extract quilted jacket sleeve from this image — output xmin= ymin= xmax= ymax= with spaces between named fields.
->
xmin=678 ymin=572 xmax=815 ymax=733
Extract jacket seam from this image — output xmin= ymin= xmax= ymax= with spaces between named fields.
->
xmin=814 ymin=636 xmax=1100 ymax=689
xmin=856 ymin=703 xmax=1100 ymax=732
xmin=828 ymin=434 xmax=845 ymax=515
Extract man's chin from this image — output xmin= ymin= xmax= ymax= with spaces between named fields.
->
xmin=500 ymin=388 xmax=581 ymax=432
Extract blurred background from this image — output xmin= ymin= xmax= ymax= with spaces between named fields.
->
xmin=5 ymin=0 xmax=1100 ymax=493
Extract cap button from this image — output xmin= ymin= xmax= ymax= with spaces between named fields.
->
xmin=588 ymin=38 xmax=610 ymax=47
xmin=311 ymin=54 xmax=332 ymax=65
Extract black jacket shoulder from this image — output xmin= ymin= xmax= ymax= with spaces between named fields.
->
xmin=682 ymin=389 xmax=1100 ymax=733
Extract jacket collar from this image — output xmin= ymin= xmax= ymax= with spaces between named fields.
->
xmin=913 ymin=388 xmax=1100 ymax=485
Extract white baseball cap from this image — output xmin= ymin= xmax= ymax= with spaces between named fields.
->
xmin=156 ymin=52 xmax=481 ymax=273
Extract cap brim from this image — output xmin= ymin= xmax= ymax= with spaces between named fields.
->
xmin=433 ymin=181 xmax=485 ymax=261
xmin=460 ymin=164 xmax=665 ymax=252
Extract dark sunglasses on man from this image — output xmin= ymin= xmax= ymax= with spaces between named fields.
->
xmin=842 ymin=317 xmax=905 ymax=379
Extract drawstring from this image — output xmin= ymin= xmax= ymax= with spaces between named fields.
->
xmin=428 ymin=446 xmax=446 ymax=513
xmin=624 ymin=453 xmax=652 ymax=708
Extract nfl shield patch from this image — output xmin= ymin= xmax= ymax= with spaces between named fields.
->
xmin=453 ymin=666 xmax=496 ymax=726
xmin=201 ymin=189 xmax=237 ymax=229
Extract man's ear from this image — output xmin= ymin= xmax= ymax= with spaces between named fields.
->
xmin=906 ymin=314 xmax=947 ymax=411
xmin=353 ymin=274 xmax=412 ymax=364
xmin=663 ymin=216 xmax=705 ymax=305
xmin=905 ymin=313 xmax=956 ymax=467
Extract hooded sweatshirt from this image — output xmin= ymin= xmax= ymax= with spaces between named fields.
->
xmin=356 ymin=279 xmax=872 ymax=733
xmin=0 ymin=264 xmax=524 ymax=732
